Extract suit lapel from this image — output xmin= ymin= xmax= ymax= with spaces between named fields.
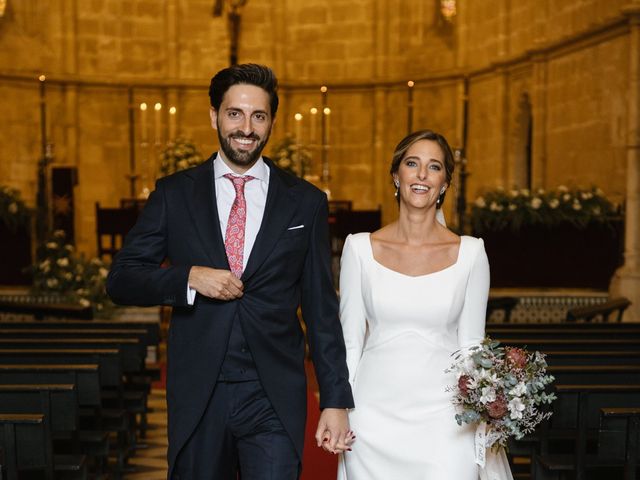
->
xmin=188 ymin=154 xmax=229 ymax=268
xmin=242 ymin=159 xmax=298 ymax=281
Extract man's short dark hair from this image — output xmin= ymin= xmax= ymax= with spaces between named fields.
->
xmin=208 ymin=64 xmax=279 ymax=117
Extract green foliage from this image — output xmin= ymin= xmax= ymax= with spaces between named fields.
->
xmin=159 ymin=137 xmax=205 ymax=177
xmin=30 ymin=230 xmax=114 ymax=317
xmin=471 ymin=186 xmax=619 ymax=234
xmin=0 ymin=185 xmax=31 ymax=232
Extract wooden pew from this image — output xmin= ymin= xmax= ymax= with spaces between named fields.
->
xmin=0 ymin=338 xmax=143 ymax=373
xmin=0 ymin=363 xmax=130 ymax=472
xmin=487 ymin=321 xmax=640 ymax=330
xmin=534 ymin=385 xmax=640 ymax=479
xmin=0 ymin=338 xmax=148 ymax=437
xmin=544 ymin=350 xmax=640 ymax=366
xmin=547 ymin=365 xmax=640 ymax=385
xmin=0 ymin=384 xmax=89 ymax=478
xmin=599 ymin=407 xmax=640 ymax=480
xmin=488 ymin=327 xmax=640 ymax=340
xmin=0 ymin=299 xmax=93 ymax=320
xmin=0 ymin=413 xmax=50 ymax=480
xmin=496 ymin=338 xmax=640 ymax=351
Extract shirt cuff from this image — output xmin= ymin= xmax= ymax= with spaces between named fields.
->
xmin=187 ymin=285 xmax=196 ymax=305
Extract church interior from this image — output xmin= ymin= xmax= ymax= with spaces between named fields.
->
xmin=0 ymin=0 xmax=639 ymax=478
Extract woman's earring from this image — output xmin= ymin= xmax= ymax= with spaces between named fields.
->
xmin=436 ymin=186 xmax=446 ymax=206
xmin=394 ymin=179 xmax=400 ymax=198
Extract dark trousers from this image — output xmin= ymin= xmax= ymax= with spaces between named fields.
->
xmin=173 ymin=380 xmax=300 ymax=480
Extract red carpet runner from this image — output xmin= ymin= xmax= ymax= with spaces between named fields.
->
xmin=302 ymin=386 xmax=339 ymax=479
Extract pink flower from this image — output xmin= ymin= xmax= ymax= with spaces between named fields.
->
xmin=458 ymin=375 xmax=471 ymax=396
xmin=505 ymin=347 xmax=527 ymax=370
xmin=487 ymin=395 xmax=508 ymax=419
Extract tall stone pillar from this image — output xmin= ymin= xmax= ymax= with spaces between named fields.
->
xmin=611 ymin=4 xmax=640 ymax=321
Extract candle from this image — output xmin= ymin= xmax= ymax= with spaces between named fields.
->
xmin=169 ymin=106 xmax=177 ymax=142
xmin=323 ymin=107 xmax=331 ymax=145
xmin=294 ymin=113 xmax=303 ymax=145
xmin=407 ymin=80 xmax=415 ymax=134
xmin=154 ymin=102 xmax=162 ymax=144
xmin=139 ymin=103 xmax=148 ymax=143
xmin=309 ymin=107 xmax=318 ymax=145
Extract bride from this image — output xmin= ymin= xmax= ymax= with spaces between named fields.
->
xmin=336 ymin=130 xmax=493 ymax=479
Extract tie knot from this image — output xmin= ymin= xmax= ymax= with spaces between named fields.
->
xmin=224 ymin=173 xmax=254 ymax=193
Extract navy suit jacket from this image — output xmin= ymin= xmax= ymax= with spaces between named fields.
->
xmin=106 ymin=154 xmax=354 ymax=477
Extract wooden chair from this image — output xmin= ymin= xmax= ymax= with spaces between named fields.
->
xmin=95 ymin=202 xmax=139 ymax=262
xmin=566 ymin=297 xmax=632 ymax=322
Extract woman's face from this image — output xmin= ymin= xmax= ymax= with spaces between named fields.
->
xmin=394 ymin=139 xmax=448 ymax=209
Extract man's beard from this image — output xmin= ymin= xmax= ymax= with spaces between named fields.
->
xmin=218 ymin=127 xmax=270 ymax=168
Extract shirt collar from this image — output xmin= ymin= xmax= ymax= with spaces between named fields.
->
xmin=214 ymin=151 xmax=269 ymax=183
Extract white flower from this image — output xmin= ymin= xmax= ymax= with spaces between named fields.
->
xmin=480 ymin=386 xmax=497 ymax=404
xmin=99 ymin=267 xmax=109 ymax=278
xmin=581 ymin=192 xmax=593 ymax=200
xmin=8 ymin=202 xmax=18 ymax=214
xmin=530 ymin=198 xmax=542 ymax=209
xmin=475 ymin=197 xmax=486 ymax=208
xmin=46 ymin=242 xmax=58 ymax=249
xmin=557 ymin=185 xmax=569 ymax=193
xmin=509 ymin=190 xmax=519 ymax=198
xmin=572 ymin=200 xmax=582 ymax=211
xmin=508 ymin=204 xmax=517 ymax=211
xmin=537 ymin=189 xmax=545 ymax=195
xmin=509 ymin=397 xmax=526 ymax=419
xmin=489 ymin=202 xmax=500 ymax=211
xmin=46 ymin=278 xmax=59 ymax=288
xmin=57 ymin=258 xmax=69 ymax=267
xmin=64 ymin=272 xmax=73 ymax=280
xmin=79 ymin=298 xmax=91 ymax=307
xmin=520 ymin=189 xmax=530 ymax=197
xmin=509 ymin=382 xmax=527 ymax=397
xmin=562 ymin=193 xmax=571 ymax=202
xmin=549 ymin=199 xmax=559 ymax=209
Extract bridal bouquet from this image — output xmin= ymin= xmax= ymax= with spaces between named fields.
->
xmin=446 ymin=338 xmax=556 ymax=449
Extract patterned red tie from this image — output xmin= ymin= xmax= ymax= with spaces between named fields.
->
xmin=224 ymin=174 xmax=255 ymax=278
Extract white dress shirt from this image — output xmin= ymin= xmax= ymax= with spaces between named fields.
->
xmin=187 ymin=153 xmax=270 ymax=304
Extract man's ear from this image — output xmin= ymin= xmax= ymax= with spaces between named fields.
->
xmin=209 ymin=107 xmax=218 ymax=130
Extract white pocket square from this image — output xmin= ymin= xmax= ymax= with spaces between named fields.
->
xmin=287 ymin=225 xmax=304 ymax=230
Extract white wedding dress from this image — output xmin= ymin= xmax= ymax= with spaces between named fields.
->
xmin=337 ymin=233 xmax=490 ymax=480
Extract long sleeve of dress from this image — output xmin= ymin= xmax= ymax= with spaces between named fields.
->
xmin=457 ymin=238 xmax=490 ymax=349
xmin=339 ymin=234 xmax=368 ymax=389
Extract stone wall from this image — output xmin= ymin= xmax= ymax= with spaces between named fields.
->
xmin=0 ymin=0 xmax=635 ymax=257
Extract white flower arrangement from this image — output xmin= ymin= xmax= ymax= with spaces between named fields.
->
xmin=471 ymin=186 xmax=618 ymax=233
xmin=30 ymin=230 xmax=114 ymax=317
xmin=270 ymin=135 xmax=311 ymax=178
xmin=446 ymin=337 xmax=556 ymax=449
xmin=159 ymin=137 xmax=204 ymax=177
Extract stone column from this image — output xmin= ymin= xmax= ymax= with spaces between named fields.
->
xmin=611 ymin=4 xmax=640 ymax=321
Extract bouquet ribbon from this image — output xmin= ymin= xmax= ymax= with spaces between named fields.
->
xmin=475 ymin=422 xmax=514 ymax=480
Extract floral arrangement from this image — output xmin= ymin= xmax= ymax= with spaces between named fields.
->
xmin=446 ymin=337 xmax=556 ymax=449
xmin=471 ymin=186 xmax=619 ymax=233
xmin=159 ymin=137 xmax=205 ymax=177
xmin=0 ymin=185 xmax=31 ymax=233
xmin=30 ymin=230 xmax=114 ymax=317
xmin=270 ymin=135 xmax=311 ymax=178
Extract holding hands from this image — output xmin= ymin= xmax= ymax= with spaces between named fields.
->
xmin=315 ymin=408 xmax=356 ymax=454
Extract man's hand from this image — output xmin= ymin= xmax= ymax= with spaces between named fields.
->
xmin=188 ymin=266 xmax=244 ymax=301
xmin=315 ymin=408 xmax=353 ymax=454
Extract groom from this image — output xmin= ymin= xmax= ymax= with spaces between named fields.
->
xmin=107 ymin=64 xmax=354 ymax=479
